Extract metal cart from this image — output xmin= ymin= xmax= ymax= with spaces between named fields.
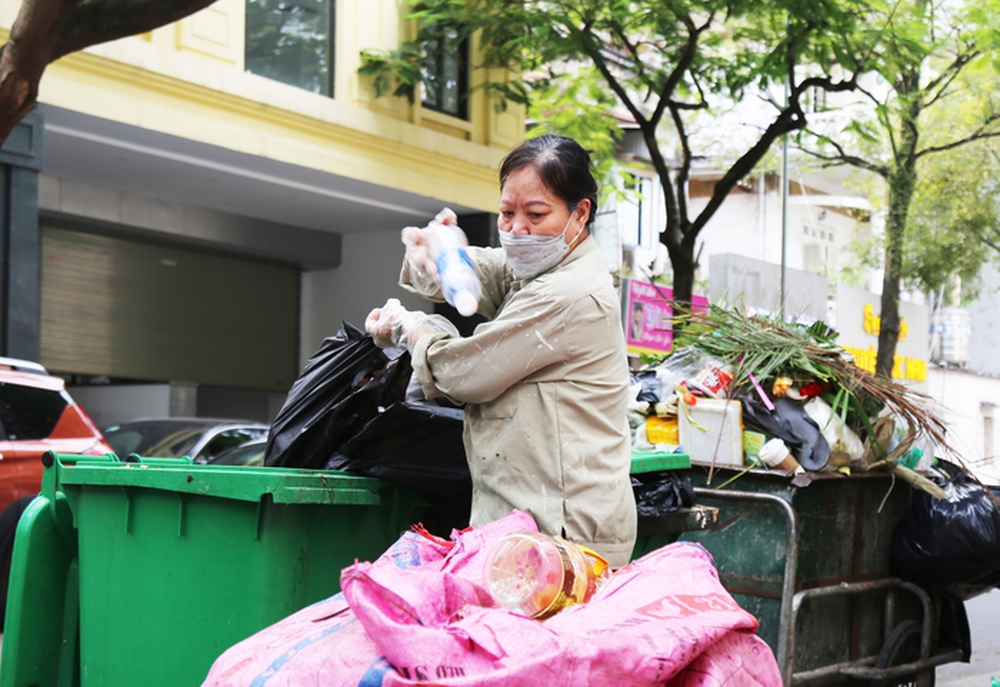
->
xmin=643 ymin=462 xmax=970 ymax=686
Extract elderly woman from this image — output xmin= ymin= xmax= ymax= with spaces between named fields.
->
xmin=366 ymin=134 xmax=635 ymax=567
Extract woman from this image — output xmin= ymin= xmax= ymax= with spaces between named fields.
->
xmin=366 ymin=134 xmax=636 ymax=567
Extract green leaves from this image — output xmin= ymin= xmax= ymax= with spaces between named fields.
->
xmin=358 ymin=47 xmax=424 ymax=102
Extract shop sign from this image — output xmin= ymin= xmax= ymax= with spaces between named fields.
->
xmin=622 ymin=278 xmax=708 ymax=356
xmin=835 ymin=284 xmax=929 ymax=383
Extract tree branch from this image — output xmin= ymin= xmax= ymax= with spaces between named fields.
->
xmin=915 ymin=116 xmax=1000 ymax=159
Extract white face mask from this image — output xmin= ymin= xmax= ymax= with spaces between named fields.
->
xmin=499 ymin=215 xmax=579 ymax=279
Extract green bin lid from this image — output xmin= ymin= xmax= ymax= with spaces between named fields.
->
xmin=52 ymin=454 xmax=385 ymax=506
xmin=630 ymin=450 xmax=691 ymax=474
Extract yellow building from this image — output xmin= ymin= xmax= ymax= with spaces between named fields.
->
xmin=0 ymin=0 xmax=523 ymax=424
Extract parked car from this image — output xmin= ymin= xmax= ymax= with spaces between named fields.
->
xmin=205 ymin=437 xmax=268 ymax=467
xmin=0 ymin=356 xmax=112 ymax=514
xmin=102 ymin=417 xmax=269 ymax=464
xmin=0 ymin=356 xmax=113 ymax=627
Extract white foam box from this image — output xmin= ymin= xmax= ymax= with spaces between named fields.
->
xmin=678 ymin=398 xmax=744 ymax=467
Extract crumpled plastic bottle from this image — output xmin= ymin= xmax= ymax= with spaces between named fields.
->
xmin=483 ymin=531 xmax=610 ymax=620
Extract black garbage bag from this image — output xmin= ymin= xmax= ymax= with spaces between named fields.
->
xmin=890 ymin=461 xmax=1000 ymax=597
xmin=326 ymin=400 xmax=471 ymax=532
xmin=264 ymin=322 xmax=412 ymax=469
xmin=735 ymin=392 xmax=830 ymax=471
xmin=631 ymin=471 xmax=696 ymax=519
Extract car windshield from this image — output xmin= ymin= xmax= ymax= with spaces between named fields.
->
xmin=143 ymin=429 xmax=206 ymax=458
xmin=103 ymin=421 xmax=268 ymax=461
xmin=104 ymin=422 xmax=214 ymax=459
xmin=210 ymin=441 xmax=266 ymax=467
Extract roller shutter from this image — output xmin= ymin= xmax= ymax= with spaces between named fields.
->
xmin=40 ymin=226 xmax=299 ymax=392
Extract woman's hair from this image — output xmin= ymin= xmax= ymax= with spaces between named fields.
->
xmin=499 ymin=134 xmax=599 ymax=225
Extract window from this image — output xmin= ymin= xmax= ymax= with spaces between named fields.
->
xmin=421 ymin=24 xmax=468 ymax=119
xmin=619 ymin=173 xmax=664 ymax=250
xmin=0 ymin=384 xmax=67 ymax=440
xmin=245 ymin=0 xmax=335 ymax=96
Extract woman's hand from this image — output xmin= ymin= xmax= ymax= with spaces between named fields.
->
xmin=365 ymin=298 xmax=441 ymax=351
xmin=401 ymin=225 xmax=437 ymax=283
xmin=401 ymin=207 xmax=459 ymax=289
xmin=365 ymin=298 xmax=460 ymax=352
xmin=365 ymin=298 xmax=413 ymax=349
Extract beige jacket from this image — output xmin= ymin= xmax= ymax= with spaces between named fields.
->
xmin=401 ymin=235 xmax=636 ymax=567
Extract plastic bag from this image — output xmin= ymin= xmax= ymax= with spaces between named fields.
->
xmin=264 ymin=321 xmax=412 ymax=469
xmin=802 ymin=397 xmax=866 ymax=468
xmin=890 ymin=461 xmax=1000 ymax=597
xmin=326 ymin=400 xmax=471 ymax=532
xmin=736 ymin=392 xmax=831 ymax=471
xmin=631 ymin=471 xmax=695 ymax=519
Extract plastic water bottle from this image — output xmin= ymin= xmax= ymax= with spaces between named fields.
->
xmin=425 ymin=210 xmax=481 ymax=317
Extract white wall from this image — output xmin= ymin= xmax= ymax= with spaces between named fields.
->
xmin=925 ymin=365 xmax=1000 ymax=484
xmin=689 ymin=191 xmax=862 ymax=284
xmin=69 ymin=384 xmax=173 ymax=430
xmin=299 ymin=229 xmax=426 ymax=366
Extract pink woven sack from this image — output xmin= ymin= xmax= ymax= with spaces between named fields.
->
xmin=203 ymin=510 xmax=781 ymax=686
xmin=342 ymin=516 xmax=781 ymax=686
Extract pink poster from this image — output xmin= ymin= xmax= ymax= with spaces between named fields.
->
xmin=623 ymin=278 xmax=708 ymax=356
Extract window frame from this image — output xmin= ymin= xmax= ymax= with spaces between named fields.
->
xmin=420 ymin=22 xmax=470 ymax=120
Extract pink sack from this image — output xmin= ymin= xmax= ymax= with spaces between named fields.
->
xmin=201 ymin=513 xmax=538 ymax=687
xmin=203 ymin=510 xmax=781 ymax=687
xmin=342 ymin=516 xmax=781 ymax=687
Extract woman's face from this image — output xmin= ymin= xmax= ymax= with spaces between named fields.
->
xmin=498 ymin=165 xmax=590 ymax=243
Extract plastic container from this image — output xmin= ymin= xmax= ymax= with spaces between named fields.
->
xmin=425 ymin=209 xmax=481 ymax=316
xmin=484 ymin=531 xmax=608 ymax=619
xmin=0 ymin=453 xmax=425 ymax=687
xmin=678 ymin=398 xmax=744 ymax=466
xmin=645 ymin=414 xmax=679 ymax=445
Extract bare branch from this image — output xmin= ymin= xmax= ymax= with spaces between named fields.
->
xmin=916 ymin=116 xmax=1000 ymax=159
xmin=799 ymin=130 xmax=889 ymax=177
xmin=922 ymin=47 xmax=978 ymax=109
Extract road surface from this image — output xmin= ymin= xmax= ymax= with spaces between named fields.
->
xmin=937 ymin=587 xmax=1000 ymax=686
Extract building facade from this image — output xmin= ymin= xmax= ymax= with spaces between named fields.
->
xmin=0 ymin=0 xmax=523 ymax=425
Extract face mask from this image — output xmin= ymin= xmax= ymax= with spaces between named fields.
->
xmin=499 ymin=215 xmax=579 ymax=279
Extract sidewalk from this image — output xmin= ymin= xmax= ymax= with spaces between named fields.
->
xmin=936 ymin=588 xmax=1000 ymax=687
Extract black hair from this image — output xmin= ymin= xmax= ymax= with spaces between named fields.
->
xmin=499 ymin=134 xmax=599 ymax=226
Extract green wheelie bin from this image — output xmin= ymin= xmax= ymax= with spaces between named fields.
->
xmin=0 ymin=452 xmax=427 ymax=687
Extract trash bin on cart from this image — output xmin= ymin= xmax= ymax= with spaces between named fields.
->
xmin=0 ymin=452 xmax=426 ymax=687
xmin=673 ymin=461 xmax=969 ymax=686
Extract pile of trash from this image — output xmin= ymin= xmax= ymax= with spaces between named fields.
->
xmin=629 ymin=304 xmax=1000 ymax=599
xmin=628 ymin=304 xmax=949 ymax=494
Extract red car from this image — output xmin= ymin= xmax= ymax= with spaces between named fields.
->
xmin=0 ymin=356 xmax=112 ymax=514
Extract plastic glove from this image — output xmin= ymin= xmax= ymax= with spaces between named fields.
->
xmin=401 ymin=208 xmax=459 ymax=294
xmin=365 ymin=298 xmax=428 ymax=350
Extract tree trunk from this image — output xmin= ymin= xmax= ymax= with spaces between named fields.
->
xmin=876 ymin=171 xmax=914 ymax=378
xmin=876 ymin=70 xmax=921 ymax=379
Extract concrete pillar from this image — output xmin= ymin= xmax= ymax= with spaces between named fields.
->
xmin=0 ymin=109 xmax=43 ymax=361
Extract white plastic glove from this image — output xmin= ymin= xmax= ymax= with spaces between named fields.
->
xmin=365 ymin=298 xmax=427 ymax=350
xmin=401 ymin=208 xmax=459 ymax=295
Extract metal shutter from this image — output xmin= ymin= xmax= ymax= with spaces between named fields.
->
xmin=40 ymin=226 xmax=299 ymax=392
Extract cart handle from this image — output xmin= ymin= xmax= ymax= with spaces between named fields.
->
xmin=692 ymin=487 xmax=799 ymax=684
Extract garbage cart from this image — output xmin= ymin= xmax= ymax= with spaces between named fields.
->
xmin=0 ymin=452 xmax=428 ymax=687
xmin=670 ymin=461 xmax=969 ymax=686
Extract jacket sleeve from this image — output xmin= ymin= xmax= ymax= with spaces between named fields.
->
xmin=410 ymin=286 xmax=572 ymax=404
